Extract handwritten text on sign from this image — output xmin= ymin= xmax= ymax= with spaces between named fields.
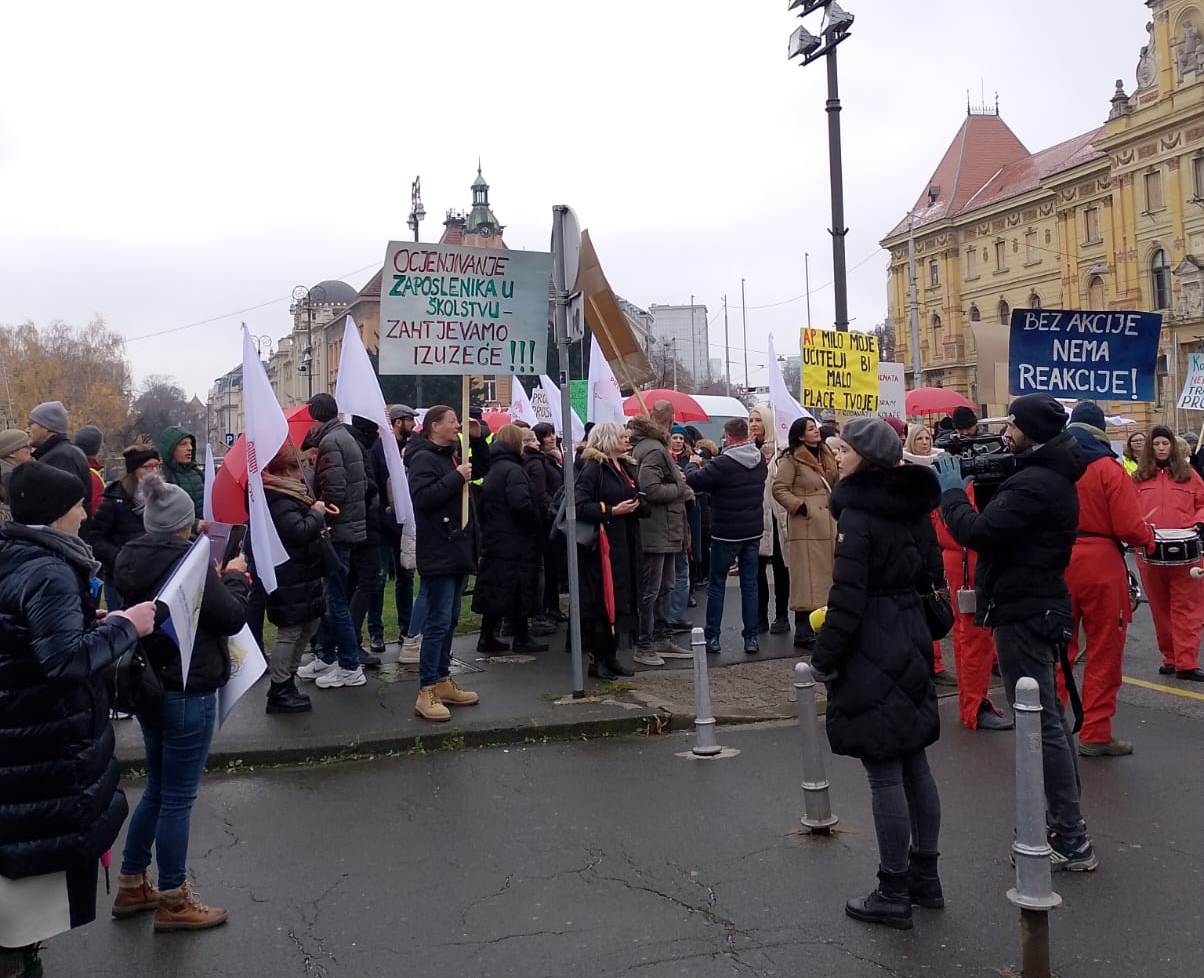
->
xmin=800 ymin=328 xmax=879 ymax=413
xmin=1008 ymin=308 xmax=1162 ymax=401
xmin=1178 ymin=353 xmax=1204 ymax=410
xmin=379 ymin=242 xmax=553 ymax=376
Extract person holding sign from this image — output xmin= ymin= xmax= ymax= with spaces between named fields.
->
xmin=1132 ymin=427 xmax=1204 ymax=683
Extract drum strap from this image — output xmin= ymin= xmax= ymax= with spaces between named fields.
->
xmin=1056 ymin=633 xmax=1083 ymax=735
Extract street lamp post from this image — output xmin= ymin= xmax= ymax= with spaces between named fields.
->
xmin=788 ymin=1 xmax=854 ymax=332
xmin=292 ymin=283 xmax=326 ymax=400
xmin=407 ymin=175 xmax=427 ymax=405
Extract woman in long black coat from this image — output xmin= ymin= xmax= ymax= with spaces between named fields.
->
xmin=811 ymin=417 xmax=945 ymax=932
xmin=472 ymin=425 xmax=546 ymax=654
xmin=574 ymin=421 xmax=646 ymax=679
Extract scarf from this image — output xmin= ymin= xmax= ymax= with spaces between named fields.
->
xmin=7 ymin=522 xmax=102 ymax=579
xmin=263 ymin=471 xmax=315 ymax=506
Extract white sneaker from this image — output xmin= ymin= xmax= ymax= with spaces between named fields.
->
xmin=296 ymin=657 xmax=334 ymax=681
xmin=398 ymin=634 xmax=421 ymax=665
xmin=632 ymin=648 xmax=665 ymax=667
xmin=315 ymin=665 xmax=367 ymax=688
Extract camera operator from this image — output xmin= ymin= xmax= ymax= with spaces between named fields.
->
xmin=933 ymin=393 xmax=1099 ymax=873
xmin=934 ymin=406 xmax=980 ymax=450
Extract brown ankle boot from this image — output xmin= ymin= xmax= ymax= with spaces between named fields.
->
xmin=153 ymin=881 xmax=228 ymax=932
xmin=112 ymin=871 xmax=160 ymax=918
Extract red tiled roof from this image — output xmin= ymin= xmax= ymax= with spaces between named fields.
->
xmin=961 ymin=127 xmax=1105 ymax=213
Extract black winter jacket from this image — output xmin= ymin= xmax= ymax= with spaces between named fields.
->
xmin=313 ymin=418 xmax=367 ymax=545
xmin=113 ymin=534 xmax=249 ymax=693
xmin=523 ymin=446 xmax=553 ymax=523
xmin=812 ymin=464 xmax=945 ymax=762
xmin=90 ymin=478 xmax=145 ymax=577
xmin=0 ymin=523 xmax=139 ymax=879
xmin=472 ymin=443 xmax=542 ymax=617
xmin=685 ymin=441 xmax=766 ymax=542
xmin=372 ymin=434 xmax=405 ymax=538
xmin=348 ymin=419 xmax=382 ymax=547
xmin=264 ymin=488 xmax=326 ymax=627
xmin=941 ymin=430 xmax=1086 ymax=625
xmin=33 ymin=434 xmax=94 ymax=519
xmin=407 ymin=436 xmax=477 ymax=577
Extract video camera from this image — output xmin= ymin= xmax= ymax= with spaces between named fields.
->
xmin=943 ymin=431 xmax=1018 ymax=487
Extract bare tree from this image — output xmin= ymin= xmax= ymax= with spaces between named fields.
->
xmin=870 ymin=320 xmax=896 ymax=363
xmin=131 ymin=375 xmax=201 ymax=443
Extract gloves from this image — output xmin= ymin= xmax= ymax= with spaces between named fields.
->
xmin=933 ymin=454 xmax=970 ymax=493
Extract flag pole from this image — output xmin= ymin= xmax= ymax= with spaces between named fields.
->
xmin=461 ymin=375 xmax=470 ymax=529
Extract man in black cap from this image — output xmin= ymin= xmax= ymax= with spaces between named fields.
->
xmin=934 ymin=392 xmax=1099 ymax=872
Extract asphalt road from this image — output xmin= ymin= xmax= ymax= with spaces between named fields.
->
xmin=47 ymin=684 xmax=1202 ymax=978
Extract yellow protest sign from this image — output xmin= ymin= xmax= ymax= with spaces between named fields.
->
xmin=800 ymin=328 xmax=879 ymax=414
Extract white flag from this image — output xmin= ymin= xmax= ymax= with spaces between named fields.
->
xmin=241 ymin=326 xmax=290 ymax=593
xmin=335 ymin=316 xmax=414 ymax=528
xmin=202 ymin=444 xmax=216 ymax=524
xmin=510 ymin=378 xmax=539 ymax=427
xmin=767 ymin=333 xmax=811 ymax=447
xmin=154 ymin=535 xmax=210 ymax=690
xmin=539 ymin=374 xmax=586 ymax=444
xmin=588 ymin=334 xmax=625 ymax=424
xmin=217 ymin=624 xmax=268 ymax=727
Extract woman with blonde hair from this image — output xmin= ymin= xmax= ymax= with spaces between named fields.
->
xmin=750 ymin=407 xmax=790 ymax=635
xmin=903 ymin=424 xmax=943 ymax=466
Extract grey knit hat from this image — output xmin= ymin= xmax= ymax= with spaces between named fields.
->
xmin=142 ymin=473 xmax=196 ymax=534
xmin=28 ymin=401 xmax=69 ymax=435
xmin=0 ymin=429 xmax=31 ymax=458
xmin=840 ymin=416 xmax=903 ymax=469
xmin=73 ymin=424 xmax=103 ymax=457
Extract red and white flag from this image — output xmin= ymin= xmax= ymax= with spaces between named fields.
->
xmin=335 ymin=316 xmax=413 ymax=527
xmin=510 ymin=377 xmax=539 ymax=427
xmin=241 ymin=326 xmax=289 ymax=593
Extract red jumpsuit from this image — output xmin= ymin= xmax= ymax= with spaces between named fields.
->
xmin=933 ymin=483 xmax=998 ymax=729
xmin=1062 ymin=455 xmax=1153 ymax=746
xmin=1134 ymin=467 xmax=1204 ymax=672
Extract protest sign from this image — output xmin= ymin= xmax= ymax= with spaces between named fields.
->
xmin=217 ymin=625 xmax=268 ymax=727
xmin=1177 ymin=352 xmax=1204 ymax=410
xmin=529 ymin=384 xmax=556 ymax=427
xmin=1008 ymin=308 xmax=1161 ymax=401
xmin=379 ymin=242 xmax=553 ymax=375
xmin=800 ymin=328 xmax=879 ymax=414
xmin=569 ymin=380 xmax=588 ymax=422
xmin=876 ymin=362 xmax=906 ymax=419
xmin=154 ymin=536 xmax=209 ymax=689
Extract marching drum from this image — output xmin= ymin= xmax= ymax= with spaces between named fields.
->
xmin=1141 ymin=528 xmax=1203 ymax=566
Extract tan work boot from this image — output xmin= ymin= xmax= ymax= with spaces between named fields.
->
xmin=112 ymin=871 xmax=160 ymax=918
xmin=415 ymin=685 xmax=451 ymax=721
xmin=434 ymin=677 xmax=479 ymax=706
xmin=153 ymin=881 xmax=228 ymax=932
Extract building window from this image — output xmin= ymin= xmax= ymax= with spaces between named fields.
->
xmin=1145 ymin=169 xmax=1164 ymax=211
xmin=479 ymin=378 xmax=497 ymax=403
xmin=1084 ymin=207 xmax=1100 ymax=243
xmin=1088 ymin=275 xmax=1105 ymax=308
xmin=1194 ymin=156 xmax=1204 ymax=199
xmin=932 ymin=313 xmax=942 ymax=331
xmin=969 ymin=304 xmax=981 ymax=322
xmin=1151 ymin=248 xmax=1172 ymax=309
xmin=1025 ymin=231 xmax=1038 ymax=263
xmin=967 ymin=248 xmax=978 ymax=278
xmin=1029 ymin=292 xmax=1042 ymax=310
xmin=998 ymin=299 xmax=1010 ymax=325
xmin=929 ymin=259 xmax=939 ymax=287
xmin=994 ymin=240 xmax=1007 ymax=271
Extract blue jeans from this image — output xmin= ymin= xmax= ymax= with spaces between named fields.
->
xmin=670 ymin=551 xmax=690 ymax=623
xmin=318 ymin=542 xmax=362 ymax=670
xmin=406 ymin=579 xmax=429 ymax=639
xmin=418 ymin=574 xmax=466 ymax=688
xmin=120 ymin=692 xmax=216 ymax=891
xmin=706 ymin=539 xmax=759 ymax=641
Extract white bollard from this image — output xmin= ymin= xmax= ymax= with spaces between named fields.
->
xmin=690 ymin=627 xmax=721 ymax=757
xmin=794 ymin=662 xmax=838 ymax=833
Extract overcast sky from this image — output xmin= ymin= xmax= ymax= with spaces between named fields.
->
xmin=1 ymin=1 xmax=1149 ymax=400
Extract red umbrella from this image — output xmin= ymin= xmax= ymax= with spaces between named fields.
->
xmin=211 ymin=405 xmax=317 ymax=523
xmin=905 ymin=387 xmax=976 ymax=417
xmin=597 ymin=525 xmax=616 ymax=634
xmin=482 ymin=410 xmax=511 ymax=431
xmin=622 ymin=389 xmax=708 ymax=422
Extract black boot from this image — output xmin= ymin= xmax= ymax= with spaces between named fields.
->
xmin=266 ymin=678 xmax=312 ymax=714
xmin=477 ymin=635 xmax=511 ymax=654
xmin=907 ymin=849 xmax=944 ymax=909
xmin=794 ymin=611 xmax=816 ymax=649
xmin=845 ymin=868 xmax=913 ymax=930
xmin=601 ymin=654 xmax=634 ymax=679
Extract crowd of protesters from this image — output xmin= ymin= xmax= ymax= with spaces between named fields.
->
xmin=5 ymin=387 xmax=1204 ymax=965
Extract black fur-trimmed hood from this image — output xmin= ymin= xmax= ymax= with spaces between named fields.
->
xmin=830 ymin=463 xmax=940 ymax=522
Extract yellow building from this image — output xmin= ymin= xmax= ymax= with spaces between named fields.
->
xmin=882 ymin=0 xmax=1204 ymax=430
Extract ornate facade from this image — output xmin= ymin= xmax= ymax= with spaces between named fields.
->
xmin=882 ymin=0 xmax=1204 ymax=427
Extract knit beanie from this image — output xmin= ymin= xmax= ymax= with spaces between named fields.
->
xmin=951 ymin=405 xmax=978 ymax=429
xmin=1068 ymin=401 xmax=1106 ymax=431
xmin=28 ymin=401 xmax=69 ymax=435
xmin=307 ymin=393 xmax=339 ymax=423
xmin=141 ymin=473 xmax=195 ymax=534
xmin=8 ymin=461 xmax=85 ymax=525
xmin=0 ymin=429 xmax=31 ymax=458
xmin=840 ymin=416 xmax=903 ymax=469
xmin=73 ymin=425 xmax=103 ymax=457
xmin=883 ymin=415 xmax=908 ymax=440
xmin=124 ymin=445 xmax=160 ymax=474
xmin=1008 ymin=393 xmax=1067 ymax=444
xmin=670 ymin=424 xmax=688 ymax=438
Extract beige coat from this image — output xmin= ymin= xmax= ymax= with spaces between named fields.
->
xmin=772 ymin=444 xmax=839 ymax=611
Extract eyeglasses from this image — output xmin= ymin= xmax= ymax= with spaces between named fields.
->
xmin=142 ymin=460 xmax=162 ymax=470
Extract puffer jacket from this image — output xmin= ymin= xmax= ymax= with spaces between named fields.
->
xmin=313 ymin=418 xmax=367 ymax=545
xmin=941 ymin=429 xmax=1087 ymax=625
xmin=347 ymin=418 xmax=382 ymax=547
xmin=0 ymin=522 xmax=139 ymax=879
xmin=812 ymin=464 xmax=944 ymax=761
xmin=90 ymin=477 xmax=145 ymax=577
xmin=33 ymin=434 xmax=94 ymax=519
xmin=113 ymin=534 xmax=249 ymax=693
xmin=629 ymin=415 xmax=691 ymax=553
xmin=264 ymin=488 xmax=326 ymax=627
xmin=471 ymin=442 xmax=542 ymax=617
xmin=406 ymin=435 xmax=476 ymax=577
xmin=523 ymin=446 xmax=553 ymax=523
xmin=158 ymin=426 xmax=204 ymax=519
xmin=685 ymin=440 xmax=766 ymax=542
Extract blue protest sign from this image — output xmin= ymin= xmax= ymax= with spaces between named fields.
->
xmin=1008 ymin=308 xmax=1162 ymax=401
